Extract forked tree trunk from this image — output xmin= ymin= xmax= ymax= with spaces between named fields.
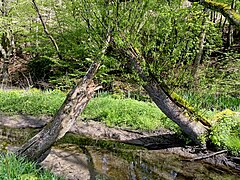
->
xmin=123 ymin=46 xmax=209 ymax=145
xmin=17 ymin=61 xmax=100 ymax=162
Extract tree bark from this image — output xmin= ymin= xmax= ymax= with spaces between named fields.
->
xmin=121 ymin=45 xmax=209 ymax=145
xmin=17 ymin=61 xmax=101 ymax=162
xmin=0 ymin=0 xmax=15 ymax=89
xmin=17 ymin=0 xmax=111 ymax=163
xmin=16 ymin=32 xmax=111 ymax=162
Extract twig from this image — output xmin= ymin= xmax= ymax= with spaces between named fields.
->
xmin=190 ymin=150 xmax=227 ymax=161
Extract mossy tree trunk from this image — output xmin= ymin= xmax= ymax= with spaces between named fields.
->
xmin=119 ymin=45 xmax=210 ymax=146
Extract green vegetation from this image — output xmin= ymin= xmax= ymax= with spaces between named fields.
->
xmin=209 ymin=114 xmax=240 ymax=155
xmin=0 ymin=89 xmax=178 ymax=130
xmin=0 ymin=89 xmax=239 ymax=155
xmin=82 ymin=94 xmax=178 ymax=130
xmin=0 ymin=0 xmax=240 ymax=175
xmin=0 ymin=89 xmax=65 ymax=116
xmin=180 ymin=92 xmax=240 ymax=111
xmin=0 ymin=153 xmax=61 ymax=180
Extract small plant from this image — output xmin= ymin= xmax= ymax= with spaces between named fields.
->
xmin=209 ymin=113 xmax=240 ymax=155
xmin=0 ymin=153 xmax=62 ymax=179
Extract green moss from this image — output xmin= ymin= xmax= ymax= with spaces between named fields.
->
xmin=168 ymin=91 xmax=211 ymax=127
xmin=204 ymin=0 xmax=240 ymax=26
xmin=205 ymin=0 xmax=231 ymax=10
xmin=232 ymin=11 xmax=240 ymax=21
xmin=212 ymin=109 xmax=236 ymax=121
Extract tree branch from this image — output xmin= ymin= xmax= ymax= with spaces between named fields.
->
xmin=31 ymin=0 xmax=63 ymax=60
xmin=188 ymin=0 xmax=240 ymax=29
xmin=189 ymin=150 xmax=227 ymax=161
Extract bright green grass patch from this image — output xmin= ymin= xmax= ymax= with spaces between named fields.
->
xmin=0 ymin=153 xmax=61 ymax=179
xmin=0 ymin=89 xmax=65 ymax=116
xmin=180 ymin=92 xmax=240 ymax=111
xmin=82 ymin=95 xmax=178 ymax=130
xmin=0 ymin=89 xmax=178 ymax=130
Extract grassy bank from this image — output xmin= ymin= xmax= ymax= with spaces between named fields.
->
xmin=0 ymin=153 xmax=61 ymax=179
xmin=0 ymin=89 xmax=239 ymax=155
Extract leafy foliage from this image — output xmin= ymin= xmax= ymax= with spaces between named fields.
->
xmin=209 ymin=114 xmax=240 ymax=155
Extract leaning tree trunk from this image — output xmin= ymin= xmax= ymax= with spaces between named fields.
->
xmin=17 ymin=0 xmax=111 ymax=163
xmin=123 ymin=45 xmax=210 ymax=145
xmin=17 ymin=31 xmax=111 ymax=162
xmin=17 ymin=61 xmax=101 ymax=162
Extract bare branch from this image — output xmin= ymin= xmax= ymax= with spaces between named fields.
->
xmin=31 ymin=0 xmax=63 ymax=60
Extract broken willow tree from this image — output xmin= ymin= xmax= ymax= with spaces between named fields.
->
xmin=17 ymin=0 xmax=111 ymax=162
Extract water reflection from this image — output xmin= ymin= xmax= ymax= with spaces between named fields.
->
xmin=87 ymin=147 xmax=239 ymax=180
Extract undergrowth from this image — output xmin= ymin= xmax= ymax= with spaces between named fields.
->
xmin=82 ymin=95 xmax=178 ymax=130
xmin=209 ymin=114 xmax=240 ymax=156
xmin=0 ymin=89 xmax=65 ymax=116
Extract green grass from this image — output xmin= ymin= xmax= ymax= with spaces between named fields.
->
xmin=0 ymin=89 xmax=178 ymax=130
xmin=82 ymin=95 xmax=178 ymax=130
xmin=180 ymin=91 xmax=240 ymax=111
xmin=0 ymin=153 xmax=61 ymax=180
xmin=0 ymin=89 xmax=65 ymax=116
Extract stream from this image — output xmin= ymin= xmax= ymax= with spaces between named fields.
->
xmin=41 ymin=143 xmax=240 ymax=180
xmin=1 ymin=130 xmax=239 ymax=179
xmin=0 ymin=115 xmax=240 ymax=179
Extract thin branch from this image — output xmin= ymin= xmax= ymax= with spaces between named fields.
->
xmin=31 ymin=0 xmax=63 ymax=60
xmin=190 ymin=150 xmax=228 ymax=161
